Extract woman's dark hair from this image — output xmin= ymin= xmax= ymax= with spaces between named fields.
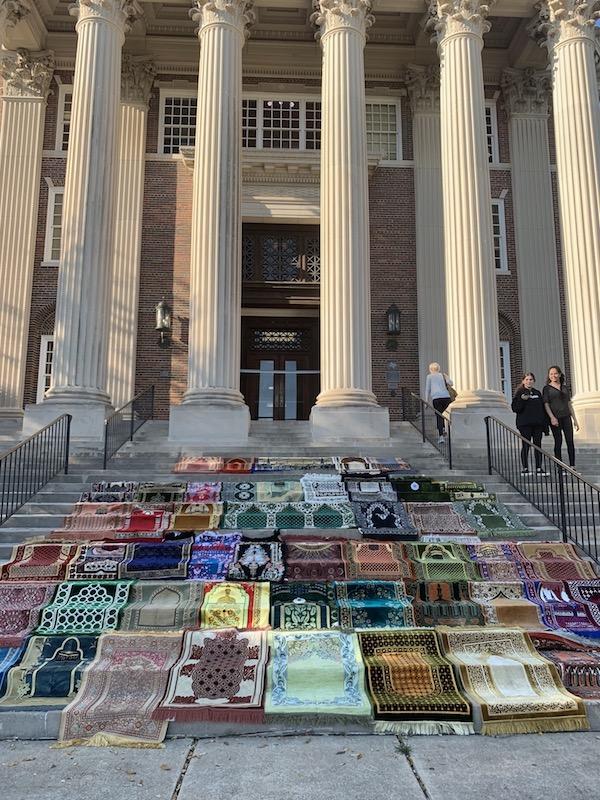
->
xmin=516 ymin=372 xmax=536 ymax=393
xmin=547 ymin=366 xmax=565 ymax=387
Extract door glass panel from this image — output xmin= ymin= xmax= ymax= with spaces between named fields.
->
xmin=258 ymin=360 xmax=275 ymax=419
xmin=284 ymin=360 xmax=297 ymax=420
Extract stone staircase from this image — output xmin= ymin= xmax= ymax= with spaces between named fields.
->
xmin=0 ymin=420 xmax=562 ymax=562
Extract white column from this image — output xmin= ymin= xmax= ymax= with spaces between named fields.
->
xmin=429 ymin=0 xmax=509 ymax=452
xmin=406 ymin=65 xmax=447 ymax=393
xmin=0 ymin=49 xmax=53 ymax=433
xmin=532 ymin=1 xmax=600 ymax=439
xmin=23 ymin=0 xmax=141 ymax=440
xmin=501 ymin=67 xmax=565 ymax=382
xmin=169 ymin=0 xmax=252 ymax=445
xmin=106 ymin=55 xmax=155 ymax=410
xmin=310 ymin=0 xmax=389 ymax=440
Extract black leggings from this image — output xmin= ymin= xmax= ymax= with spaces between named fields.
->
xmin=551 ymin=416 xmax=575 ymax=467
xmin=517 ymin=425 xmax=544 ymax=470
xmin=433 ymin=397 xmax=452 ymax=435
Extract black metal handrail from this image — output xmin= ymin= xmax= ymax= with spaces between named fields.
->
xmin=401 ymin=388 xmax=453 ymax=469
xmin=103 ymin=385 xmax=155 ymax=469
xmin=485 ymin=415 xmax=600 ymax=564
xmin=0 ymin=414 xmax=71 ymax=525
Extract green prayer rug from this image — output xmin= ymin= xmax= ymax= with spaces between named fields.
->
xmin=453 ymin=499 xmax=532 ymax=537
xmin=333 ymin=581 xmax=415 ymax=629
xmin=36 ymin=581 xmax=131 ymax=635
xmin=270 ymin=583 xmax=337 ymax=630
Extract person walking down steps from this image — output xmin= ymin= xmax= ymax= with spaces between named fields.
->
xmin=543 ymin=366 xmax=579 ymax=471
xmin=425 ymin=363 xmax=455 ymax=444
xmin=511 ymin=373 xmax=549 ymax=477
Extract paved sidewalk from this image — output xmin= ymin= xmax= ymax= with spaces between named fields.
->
xmin=1 ymin=733 xmax=599 ymax=800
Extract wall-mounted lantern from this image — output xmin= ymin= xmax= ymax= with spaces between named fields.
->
xmin=155 ymin=299 xmax=172 ymax=347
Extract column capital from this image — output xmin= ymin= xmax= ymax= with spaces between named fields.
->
xmin=0 ymin=0 xmax=31 ymax=29
xmin=311 ymin=0 xmax=374 ymax=44
xmin=427 ymin=0 xmax=495 ymax=46
xmin=0 ymin=48 xmax=54 ymax=99
xmin=405 ymin=64 xmax=440 ymax=114
xmin=530 ymin=0 xmax=600 ymax=52
xmin=189 ymin=0 xmax=255 ymax=41
xmin=121 ymin=54 xmax=156 ymax=106
xmin=69 ymin=0 xmax=144 ymax=34
xmin=501 ymin=67 xmax=551 ymax=116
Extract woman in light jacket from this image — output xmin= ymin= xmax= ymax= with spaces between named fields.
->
xmin=425 ymin=363 xmax=453 ymax=443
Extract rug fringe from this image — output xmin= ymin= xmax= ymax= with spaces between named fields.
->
xmin=53 ymin=733 xmax=165 ymax=749
xmin=152 ymin=707 xmax=265 ymax=724
xmin=481 ymin=716 xmax=590 ymax=736
xmin=264 ymin=713 xmax=373 ymax=727
xmin=373 ymin=721 xmax=474 ymax=736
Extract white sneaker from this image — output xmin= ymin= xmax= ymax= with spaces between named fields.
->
xmin=536 ymin=468 xmax=550 ymax=477
xmin=438 ymin=435 xmax=445 ymax=444
xmin=521 ymin=468 xmax=530 ymax=476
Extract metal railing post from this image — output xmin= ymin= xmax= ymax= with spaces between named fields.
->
xmin=64 ymin=415 xmax=71 ymax=475
xmin=103 ymin=420 xmax=109 ymax=471
xmin=130 ymin=398 xmax=136 ymax=442
xmin=447 ymin=426 xmax=453 ymax=470
xmin=485 ymin=416 xmax=492 ymax=475
xmin=420 ymin=400 xmax=426 ymax=443
xmin=557 ymin=466 xmax=568 ymax=543
xmin=401 ymin=387 xmax=406 ymax=422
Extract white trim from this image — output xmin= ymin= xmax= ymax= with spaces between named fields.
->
xmin=55 ymin=84 xmax=73 ymax=152
xmin=484 ymin=100 xmax=500 ymax=164
xmin=43 ymin=185 xmax=64 ymax=265
xmin=491 ymin=197 xmax=509 ymax=274
xmin=499 ymin=340 xmax=512 ymax=400
xmin=36 ymin=335 xmax=54 ymax=404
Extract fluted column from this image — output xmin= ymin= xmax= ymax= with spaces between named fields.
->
xmin=406 ymin=65 xmax=446 ymax=392
xmin=0 ymin=49 xmax=53 ymax=431
xmin=169 ymin=0 xmax=252 ymax=444
xmin=309 ymin=0 xmax=389 ymax=440
xmin=532 ymin=1 xmax=600 ymax=439
xmin=501 ymin=67 xmax=565 ymax=381
xmin=106 ymin=56 xmax=155 ymax=410
xmin=24 ymin=0 xmax=141 ymax=439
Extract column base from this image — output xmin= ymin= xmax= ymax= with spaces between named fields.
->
xmin=447 ymin=398 xmax=513 ymax=469
xmin=0 ymin=409 xmax=24 ymax=436
xmin=310 ymin=404 xmax=390 ymax=442
xmin=572 ymin=394 xmax=600 ymax=441
xmin=23 ymin=400 xmax=112 ymax=442
xmin=169 ymin=402 xmax=250 ymax=446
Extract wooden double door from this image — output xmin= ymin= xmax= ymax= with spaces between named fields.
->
xmin=240 ymin=317 xmax=320 ymax=421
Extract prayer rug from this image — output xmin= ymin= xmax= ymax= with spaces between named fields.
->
xmin=438 ymin=626 xmax=589 ymax=734
xmin=529 ymin=631 xmax=600 ymax=699
xmin=405 ymin=543 xmax=479 ymax=582
xmin=351 ymin=501 xmax=417 ymax=539
xmin=155 ymin=628 xmax=268 ymax=722
xmin=566 ymin=582 xmax=600 ymax=625
xmin=184 ymin=482 xmax=222 ymax=502
xmin=284 ymin=540 xmax=347 ymax=581
xmin=66 ymin=544 xmax=127 ymax=581
xmin=0 ymin=544 xmax=79 ymax=582
xmin=37 ymin=581 xmax=131 ymax=635
xmin=516 ymin=543 xmax=599 ymax=580
xmin=221 ymin=458 xmax=255 ymax=473
xmin=0 ymin=634 xmax=98 ymax=708
xmin=406 ymin=503 xmax=477 ymax=535
xmin=420 ymin=534 xmax=482 ymax=544
xmin=170 ymin=502 xmax=223 ymax=531
xmin=439 ymin=481 xmax=488 ymax=500
xmin=188 ymin=532 xmax=241 ymax=581
xmin=270 ymin=583 xmax=337 ymax=629
xmin=468 ymin=581 xmax=542 ymax=627
xmin=390 ymin=478 xmax=451 ymax=503
xmin=118 ymin=541 xmax=191 ymax=580
xmin=222 ymin=502 xmax=356 ymax=530
xmin=135 ymin=483 xmax=186 ymax=503
xmin=301 ymin=474 xmax=349 ymax=504
xmin=373 ymin=458 xmax=416 ymax=475
xmin=0 ymin=646 xmax=26 ymax=697
xmin=465 ymin=542 xmax=523 ymax=562
xmin=200 ymin=582 xmax=270 ymax=628
xmin=252 ymin=457 xmax=334 ymax=472
xmin=476 ymin=559 xmax=539 ymax=581
xmin=333 ymin=457 xmax=381 ymax=476
xmin=173 ymin=457 xmax=224 ymax=474
xmin=345 ymin=480 xmax=398 ymax=502
xmin=265 ymin=630 xmax=372 ymax=720
xmin=333 ymin=581 xmax=415 ymax=629
xmin=226 ymin=542 xmax=285 ymax=581
xmin=407 ymin=580 xmax=485 ymax=627
xmin=116 ymin=509 xmax=172 ymax=533
xmin=344 ymin=541 xmax=412 ymax=581
xmin=522 ymin=581 xmax=600 ymax=639
xmin=119 ymin=582 xmax=205 ymax=632
xmin=221 ymin=481 xmax=304 ymax=503
xmin=358 ymin=628 xmax=473 ymax=734
xmin=453 ymin=499 xmax=531 ymax=536
xmin=0 ymin=583 xmax=55 ymax=646
xmin=79 ymin=482 xmax=137 ymax=503
xmin=59 ymin=631 xmax=183 ymax=746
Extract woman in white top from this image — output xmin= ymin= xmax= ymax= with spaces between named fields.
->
xmin=424 ymin=362 xmax=454 ymax=442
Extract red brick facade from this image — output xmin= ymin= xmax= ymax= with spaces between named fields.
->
xmin=22 ymin=74 xmax=570 ymax=420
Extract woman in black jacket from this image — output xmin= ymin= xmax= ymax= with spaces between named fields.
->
xmin=511 ymin=373 xmax=549 ymax=476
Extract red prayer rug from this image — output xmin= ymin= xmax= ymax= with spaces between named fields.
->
xmin=173 ymin=457 xmax=224 ymax=474
xmin=529 ymin=631 xmax=600 ymax=700
xmin=0 ymin=583 xmax=55 ymax=646
xmin=1 ymin=544 xmax=79 ymax=582
xmin=154 ymin=628 xmax=268 ymax=722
